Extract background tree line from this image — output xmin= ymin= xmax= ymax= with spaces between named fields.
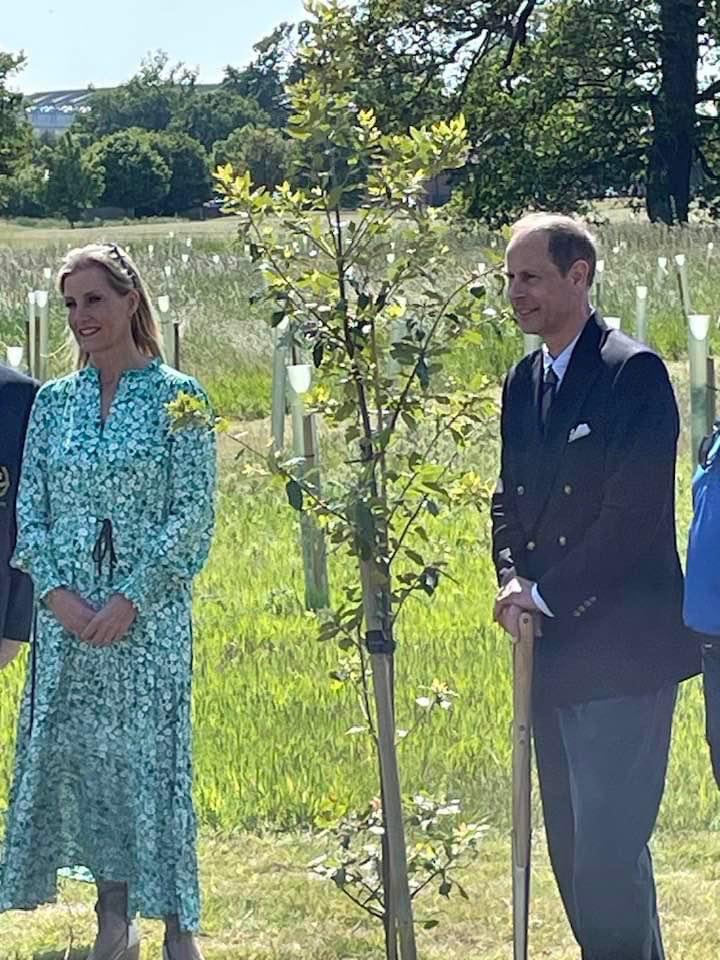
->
xmin=0 ymin=0 xmax=719 ymax=226
xmin=0 ymin=30 xmax=298 ymax=225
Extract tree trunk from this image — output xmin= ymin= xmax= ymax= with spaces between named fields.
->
xmin=646 ymin=0 xmax=700 ymax=224
xmin=360 ymin=556 xmax=417 ymax=960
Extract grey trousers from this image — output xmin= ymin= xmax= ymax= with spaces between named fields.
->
xmin=533 ymin=683 xmax=677 ymax=960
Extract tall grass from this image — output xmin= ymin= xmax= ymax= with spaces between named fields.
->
xmin=0 ymin=218 xmax=719 ymax=836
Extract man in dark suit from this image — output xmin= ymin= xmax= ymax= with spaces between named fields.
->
xmin=0 ymin=363 xmax=37 ymax=670
xmin=492 ymin=213 xmax=700 ymax=960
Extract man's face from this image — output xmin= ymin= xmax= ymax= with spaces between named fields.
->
xmin=505 ymin=230 xmax=586 ymax=341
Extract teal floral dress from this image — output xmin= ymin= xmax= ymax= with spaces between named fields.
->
xmin=0 ymin=358 xmax=216 ymax=932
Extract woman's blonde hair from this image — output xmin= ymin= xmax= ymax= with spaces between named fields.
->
xmin=57 ymin=242 xmax=164 ymax=368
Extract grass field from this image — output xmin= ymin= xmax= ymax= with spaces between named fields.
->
xmin=1 ymin=215 xmax=720 ymax=956
xmin=1 ymin=832 xmax=719 ymax=959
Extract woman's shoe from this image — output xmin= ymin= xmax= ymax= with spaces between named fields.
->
xmin=87 ymin=880 xmax=140 ymax=960
xmin=162 ymin=915 xmax=205 ymax=960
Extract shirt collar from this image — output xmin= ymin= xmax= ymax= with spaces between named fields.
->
xmin=542 ymin=331 xmax=582 ymax=385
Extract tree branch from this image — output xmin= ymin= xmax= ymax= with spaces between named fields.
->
xmin=503 ymin=0 xmax=540 ymax=69
xmin=337 ymin=883 xmax=385 ymax=920
xmin=697 ymin=147 xmax=720 ymax=182
xmin=698 ymin=77 xmax=720 ymax=103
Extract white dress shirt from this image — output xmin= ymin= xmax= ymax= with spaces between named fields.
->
xmin=541 ymin=331 xmax=582 ymax=387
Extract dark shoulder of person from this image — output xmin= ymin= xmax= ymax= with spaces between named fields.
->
xmin=0 ymin=365 xmax=39 ymax=409
xmin=600 ymin=329 xmax=672 ymax=394
xmin=601 ymin=327 xmax=661 ymax=367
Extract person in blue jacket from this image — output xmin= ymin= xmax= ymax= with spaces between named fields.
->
xmin=685 ymin=423 xmax=720 ymax=787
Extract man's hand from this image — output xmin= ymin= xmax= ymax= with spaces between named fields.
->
xmin=80 ymin=594 xmax=137 ymax=648
xmin=494 ymin=575 xmax=539 ymax=623
xmin=496 ymin=602 xmax=524 ymax=641
xmin=0 ymin=639 xmax=23 ymax=671
xmin=499 ymin=565 xmax=517 ymax=586
xmin=46 ymin=588 xmax=97 ymax=637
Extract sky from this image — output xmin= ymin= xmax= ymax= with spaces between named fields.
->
xmin=2 ymin=0 xmax=308 ymax=94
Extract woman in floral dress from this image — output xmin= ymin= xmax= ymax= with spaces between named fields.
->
xmin=0 ymin=243 xmax=216 ymax=960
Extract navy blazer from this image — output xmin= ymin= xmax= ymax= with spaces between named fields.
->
xmin=492 ymin=313 xmax=700 ymax=706
xmin=0 ymin=364 xmax=37 ymax=641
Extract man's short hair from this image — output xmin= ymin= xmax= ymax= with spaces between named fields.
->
xmin=511 ymin=213 xmax=597 ymax=286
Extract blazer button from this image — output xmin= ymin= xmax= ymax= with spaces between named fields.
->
xmin=516 ymin=485 xmax=525 ymax=496
xmin=558 ymin=535 xmax=567 ymax=547
xmin=564 ymin=484 xmax=572 ymax=495
xmin=526 ymin=540 xmax=536 ymax=551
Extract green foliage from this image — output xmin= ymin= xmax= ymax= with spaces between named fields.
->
xmin=45 ymin=133 xmax=104 ymax=226
xmin=222 ymin=23 xmax=297 ymax=128
xmin=0 ymin=51 xmax=33 ymax=205
xmin=73 ymin=51 xmax=198 ymax=141
xmin=457 ymin=0 xmax=654 ymax=223
xmin=152 ymin=131 xmax=212 ymax=215
xmin=0 ymin=165 xmax=49 ymax=218
xmin=166 ymin=390 xmax=219 ymax=431
xmin=354 ymin=0 xmax=720 ymax=224
xmin=311 ymin=795 xmax=486 ymax=920
xmin=353 ymin=0 xmax=525 ymax=130
xmin=214 ymin=2 xmax=499 ymax=940
xmin=171 ymin=89 xmax=269 ymax=150
xmin=89 ymin=128 xmax=171 ymax=212
xmin=212 ymin=125 xmax=293 ymax=190
xmin=4 ymin=2 xmax=720 ymax=225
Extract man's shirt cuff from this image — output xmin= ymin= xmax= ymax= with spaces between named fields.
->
xmin=532 ymin=583 xmax=554 ymax=618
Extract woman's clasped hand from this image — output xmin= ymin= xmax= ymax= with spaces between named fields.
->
xmin=45 ymin=587 xmax=137 ymax=647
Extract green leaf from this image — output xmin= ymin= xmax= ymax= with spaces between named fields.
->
xmin=286 ymin=479 xmax=304 ymax=511
xmin=404 ymin=548 xmax=425 ymax=566
xmin=416 ymin=358 xmax=430 ymax=389
xmin=455 ymin=880 xmax=470 ymax=900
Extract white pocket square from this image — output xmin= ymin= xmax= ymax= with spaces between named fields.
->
xmin=568 ymin=423 xmax=591 ymax=443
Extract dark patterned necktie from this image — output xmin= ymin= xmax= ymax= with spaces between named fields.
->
xmin=540 ymin=366 xmax=559 ymax=433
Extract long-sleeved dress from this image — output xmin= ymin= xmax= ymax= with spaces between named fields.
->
xmin=0 ymin=358 xmax=216 ymax=931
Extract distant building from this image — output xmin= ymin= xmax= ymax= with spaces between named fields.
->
xmin=24 ymin=89 xmax=100 ymax=138
xmin=24 ymin=83 xmax=219 ymax=140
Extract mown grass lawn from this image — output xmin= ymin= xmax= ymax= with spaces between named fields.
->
xmin=1 ymin=830 xmax=718 ymax=959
